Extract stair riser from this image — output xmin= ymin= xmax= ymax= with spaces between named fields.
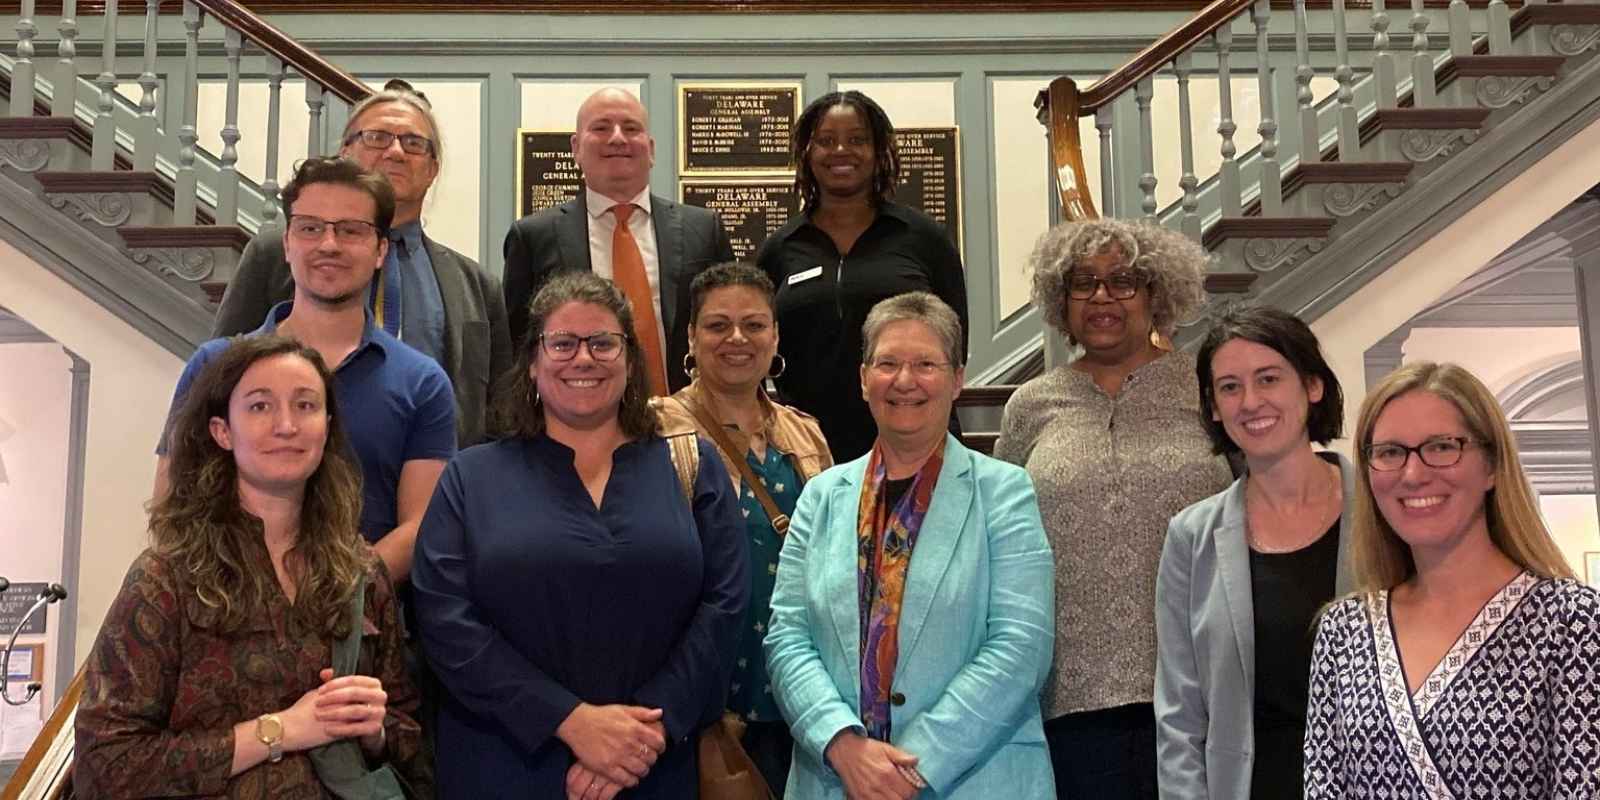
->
xmin=126 ymin=244 xmax=243 ymax=305
xmin=1437 ymin=74 xmax=1558 ymax=112
xmin=1283 ymin=182 xmax=1409 ymax=221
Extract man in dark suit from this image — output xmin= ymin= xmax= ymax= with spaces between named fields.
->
xmin=503 ymin=87 xmax=734 ymax=395
xmin=213 ymin=81 xmax=511 ymax=446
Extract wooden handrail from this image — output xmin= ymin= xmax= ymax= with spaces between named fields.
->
xmin=0 ymin=668 xmax=85 ymax=800
xmin=1081 ymin=0 xmax=1253 ymax=111
xmin=190 ymin=0 xmax=371 ymax=105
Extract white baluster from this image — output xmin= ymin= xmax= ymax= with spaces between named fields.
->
xmin=1448 ymin=0 xmax=1471 ymax=57
xmin=12 ymin=0 xmax=37 ymax=117
xmin=1372 ymin=0 xmax=1399 ymax=108
xmin=1487 ymin=0 xmax=1512 ymax=54
xmin=132 ymin=0 xmax=159 ymax=171
xmin=216 ymin=28 xmax=242 ymax=227
xmin=1333 ymin=0 xmax=1360 ymax=160
xmin=305 ymin=82 xmax=325 ymax=158
xmin=174 ymin=1 xmax=201 ymax=225
xmin=1095 ymin=105 xmax=1114 ymax=216
xmin=90 ymin=0 xmax=118 ymax=170
xmin=1294 ymin=0 xmax=1318 ymax=164
xmin=1254 ymin=0 xmax=1281 ymax=215
xmin=1135 ymin=76 xmax=1157 ymax=222
xmin=1216 ymin=21 xmax=1241 ymax=217
xmin=52 ymin=0 xmax=77 ymax=118
xmin=1174 ymin=53 xmax=1201 ymax=239
xmin=1410 ymin=0 xmax=1435 ymax=107
xmin=261 ymin=55 xmax=286 ymax=228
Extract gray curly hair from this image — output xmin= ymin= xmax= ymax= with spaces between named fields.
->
xmin=1027 ymin=218 xmax=1209 ymax=339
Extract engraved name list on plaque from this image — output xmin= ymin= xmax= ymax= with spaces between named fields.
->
xmin=894 ymin=127 xmax=962 ymax=250
xmin=679 ymin=82 xmax=801 ymax=176
xmin=680 ymin=180 xmax=801 ymax=261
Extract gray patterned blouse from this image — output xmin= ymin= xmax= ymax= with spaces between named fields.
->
xmin=995 ymin=352 xmax=1232 ymax=719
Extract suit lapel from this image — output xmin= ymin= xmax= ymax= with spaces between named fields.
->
xmin=827 ymin=459 xmax=867 ymax=699
xmin=1214 ymin=479 xmax=1255 ymax=693
xmin=652 ymin=196 xmax=684 ymax=338
xmin=422 ymin=237 xmax=462 ymax=373
xmin=895 ymin=436 xmax=974 ymax=666
xmin=557 ymin=198 xmax=592 ymax=273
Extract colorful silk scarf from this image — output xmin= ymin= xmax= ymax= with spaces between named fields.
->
xmin=856 ymin=438 xmax=945 ymax=741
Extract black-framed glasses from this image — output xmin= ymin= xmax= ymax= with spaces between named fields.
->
xmin=539 ymin=331 xmax=626 ymax=362
xmin=1067 ymin=270 xmax=1146 ymax=300
xmin=1365 ymin=436 xmax=1480 ymax=471
xmin=868 ymin=357 xmax=952 ymax=378
xmin=345 ymin=129 xmax=435 ymax=156
xmin=286 ymin=215 xmax=379 ymax=243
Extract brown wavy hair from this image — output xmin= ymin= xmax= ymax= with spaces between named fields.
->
xmin=492 ymin=271 xmax=660 ymax=440
xmin=150 ymin=335 xmax=367 ymax=636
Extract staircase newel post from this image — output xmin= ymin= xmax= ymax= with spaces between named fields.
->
xmin=1486 ymin=0 xmax=1512 ymax=55
xmin=1332 ymin=0 xmax=1360 ymax=160
xmin=13 ymin=0 xmax=37 ymax=117
xmin=1409 ymin=0 xmax=1436 ymax=107
xmin=305 ymin=82 xmax=326 ymax=158
xmin=261 ymin=55 xmax=286 ymax=229
xmin=1294 ymin=0 xmax=1318 ymax=165
xmin=1253 ymin=0 xmax=1282 ymax=215
xmin=132 ymin=0 xmax=159 ymax=171
xmin=1134 ymin=75 xmax=1158 ymax=223
xmin=53 ymin=0 xmax=77 ymax=118
xmin=216 ymin=27 xmax=243 ymax=227
xmin=1215 ymin=20 xmax=1242 ymax=217
xmin=1174 ymin=52 xmax=1201 ymax=240
xmin=174 ymin=1 xmax=201 ymax=226
xmin=1371 ymin=0 xmax=1399 ymax=108
xmin=90 ymin=0 xmax=117 ymax=170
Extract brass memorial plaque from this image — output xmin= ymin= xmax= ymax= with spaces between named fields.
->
xmin=678 ymin=82 xmax=802 ymax=176
xmin=516 ymin=129 xmax=582 ymax=218
xmin=680 ymin=179 xmax=801 ymax=261
xmin=895 ymin=126 xmax=962 ymax=250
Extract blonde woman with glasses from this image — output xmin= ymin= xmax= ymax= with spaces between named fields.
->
xmin=1303 ymin=361 xmax=1600 ymax=798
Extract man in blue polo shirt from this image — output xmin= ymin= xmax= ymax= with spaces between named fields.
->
xmin=156 ymin=156 xmax=455 ymax=583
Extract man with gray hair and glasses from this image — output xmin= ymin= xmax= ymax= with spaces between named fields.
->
xmin=215 ymin=79 xmax=510 ymax=447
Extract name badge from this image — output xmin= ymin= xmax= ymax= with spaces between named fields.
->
xmin=788 ymin=266 xmax=824 ymax=286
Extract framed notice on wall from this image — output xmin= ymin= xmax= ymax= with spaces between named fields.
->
xmin=894 ymin=127 xmax=962 ymax=252
xmin=680 ymin=179 xmax=801 ymax=261
xmin=678 ymin=82 xmax=802 ymax=176
xmin=515 ymin=129 xmax=582 ymax=219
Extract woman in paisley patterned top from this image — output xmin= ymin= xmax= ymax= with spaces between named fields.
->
xmin=654 ymin=263 xmax=832 ymax=796
xmin=74 ymin=335 xmax=428 ymax=799
xmin=1303 ymin=362 xmax=1600 ymax=798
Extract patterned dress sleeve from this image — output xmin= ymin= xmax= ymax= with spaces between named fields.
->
xmin=73 ymin=551 xmax=237 ymax=798
xmin=1549 ymin=582 xmax=1600 ymax=798
xmin=362 ymin=558 xmax=433 ymax=795
xmin=1303 ymin=599 xmax=1352 ymax=800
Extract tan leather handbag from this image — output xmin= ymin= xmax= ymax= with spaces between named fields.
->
xmin=698 ymin=713 xmax=775 ymax=800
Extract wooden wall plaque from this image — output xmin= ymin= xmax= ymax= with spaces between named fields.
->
xmin=679 ymin=82 xmax=802 ymax=176
xmin=894 ymin=126 xmax=962 ymax=250
xmin=516 ymin=129 xmax=582 ymax=218
xmin=680 ymin=179 xmax=801 ymax=261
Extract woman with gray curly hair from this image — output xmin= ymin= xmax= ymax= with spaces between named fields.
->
xmin=994 ymin=219 xmax=1232 ymax=799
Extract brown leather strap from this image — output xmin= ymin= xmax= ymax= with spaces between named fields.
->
xmin=678 ymin=395 xmax=791 ymax=536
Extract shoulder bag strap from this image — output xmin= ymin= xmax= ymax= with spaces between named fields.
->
xmin=679 ymin=396 xmax=790 ymax=536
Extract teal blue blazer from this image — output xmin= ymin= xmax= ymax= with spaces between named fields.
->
xmin=764 ymin=434 xmax=1056 ymax=798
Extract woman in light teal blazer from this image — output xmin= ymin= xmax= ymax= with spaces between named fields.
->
xmin=1155 ymin=308 xmax=1355 ymax=800
xmin=765 ymin=292 xmax=1055 ymax=799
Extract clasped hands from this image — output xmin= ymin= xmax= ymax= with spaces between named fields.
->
xmin=557 ymin=702 xmax=668 ymax=800
xmin=282 ymin=668 xmax=389 ymax=756
xmin=827 ymin=730 xmax=927 ymax=800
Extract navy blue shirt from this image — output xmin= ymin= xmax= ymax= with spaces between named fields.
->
xmin=413 ymin=433 xmax=750 ymax=799
xmin=159 ymin=301 xmax=457 ymax=542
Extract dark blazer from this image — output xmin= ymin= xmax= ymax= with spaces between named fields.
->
xmin=212 ymin=231 xmax=512 ymax=447
xmin=502 ymin=194 xmax=735 ymax=393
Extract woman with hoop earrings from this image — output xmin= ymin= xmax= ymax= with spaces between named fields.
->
xmin=656 ymin=262 xmax=832 ymax=794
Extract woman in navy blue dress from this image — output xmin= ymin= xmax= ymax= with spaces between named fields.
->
xmin=413 ymin=271 xmax=749 ymax=799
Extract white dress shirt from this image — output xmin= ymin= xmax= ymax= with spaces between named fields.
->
xmin=585 ymin=186 xmax=668 ymax=377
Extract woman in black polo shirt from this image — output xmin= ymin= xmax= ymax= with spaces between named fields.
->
xmin=755 ymin=90 xmax=968 ymax=463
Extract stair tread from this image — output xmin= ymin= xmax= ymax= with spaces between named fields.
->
xmin=118 ymin=225 xmax=252 ymax=250
xmin=1202 ymin=216 xmax=1336 ymax=250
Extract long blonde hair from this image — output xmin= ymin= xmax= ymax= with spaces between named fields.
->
xmin=1350 ymin=361 xmax=1574 ymax=592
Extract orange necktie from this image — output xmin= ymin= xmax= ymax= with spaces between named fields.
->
xmin=610 ymin=204 xmax=668 ymax=396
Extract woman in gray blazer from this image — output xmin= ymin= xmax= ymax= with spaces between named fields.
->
xmin=1155 ymin=307 xmax=1355 ymax=800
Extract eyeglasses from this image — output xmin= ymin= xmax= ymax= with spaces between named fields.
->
xmin=869 ymin=357 xmax=951 ymax=378
xmin=1365 ymin=436 xmax=1480 ymax=472
xmin=286 ymin=215 xmax=379 ymax=243
xmin=345 ymin=129 xmax=435 ymax=156
xmin=811 ymin=134 xmax=871 ymax=152
xmin=539 ymin=331 xmax=626 ymax=362
xmin=1068 ymin=270 xmax=1146 ymax=300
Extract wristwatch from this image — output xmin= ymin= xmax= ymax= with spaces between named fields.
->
xmin=255 ymin=713 xmax=284 ymax=763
